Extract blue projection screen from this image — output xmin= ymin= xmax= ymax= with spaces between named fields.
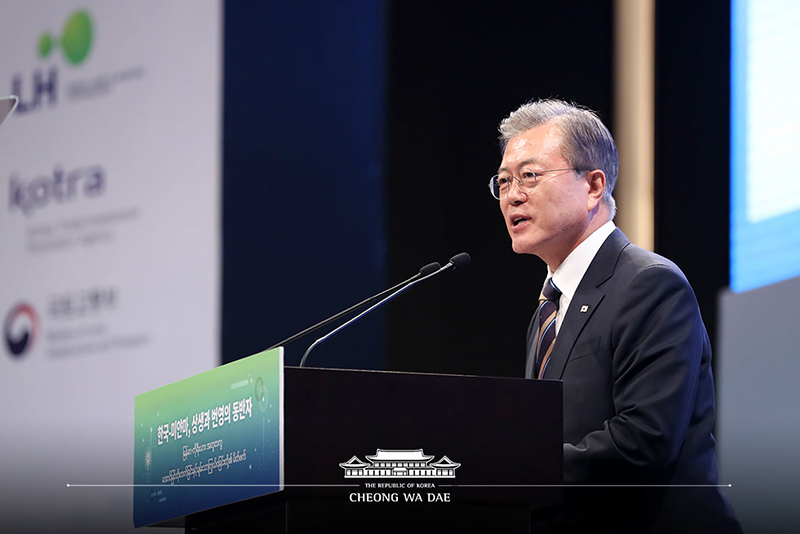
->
xmin=731 ymin=0 xmax=800 ymax=292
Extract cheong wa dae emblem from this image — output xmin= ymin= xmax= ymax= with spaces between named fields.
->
xmin=340 ymin=449 xmax=460 ymax=478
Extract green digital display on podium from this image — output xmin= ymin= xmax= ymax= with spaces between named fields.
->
xmin=133 ymin=348 xmax=283 ymax=527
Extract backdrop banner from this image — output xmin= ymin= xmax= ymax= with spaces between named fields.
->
xmin=0 ymin=2 xmax=221 ymax=532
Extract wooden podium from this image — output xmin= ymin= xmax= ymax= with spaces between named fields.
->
xmin=178 ymin=366 xmax=563 ymax=533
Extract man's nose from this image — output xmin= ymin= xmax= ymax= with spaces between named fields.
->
xmin=505 ymin=178 xmax=527 ymax=205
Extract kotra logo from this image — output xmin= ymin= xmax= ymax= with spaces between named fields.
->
xmin=4 ymin=303 xmax=40 ymax=358
xmin=8 ymin=165 xmax=106 ymax=216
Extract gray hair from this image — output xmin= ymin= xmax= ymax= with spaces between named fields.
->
xmin=498 ymin=98 xmax=618 ymax=216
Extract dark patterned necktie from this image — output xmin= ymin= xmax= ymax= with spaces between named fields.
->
xmin=535 ymin=278 xmax=561 ymax=379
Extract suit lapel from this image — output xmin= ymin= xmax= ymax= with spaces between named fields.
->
xmin=542 ymin=229 xmax=630 ymax=380
xmin=543 ymin=289 xmax=603 ymax=379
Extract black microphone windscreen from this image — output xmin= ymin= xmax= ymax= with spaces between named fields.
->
xmin=450 ymin=252 xmax=471 ymax=270
xmin=419 ymin=262 xmax=442 ymax=276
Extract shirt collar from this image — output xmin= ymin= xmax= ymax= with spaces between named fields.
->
xmin=548 ymin=221 xmax=616 ymax=302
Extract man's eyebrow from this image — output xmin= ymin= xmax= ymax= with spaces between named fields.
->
xmin=497 ymin=157 xmax=539 ymax=174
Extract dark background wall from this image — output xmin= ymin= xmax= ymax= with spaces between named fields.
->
xmin=222 ymin=0 xmax=729 ymax=378
xmin=385 ymin=0 xmax=614 ymax=376
xmin=654 ymin=0 xmax=729 ymax=358
xmin=221 ymin=0 xmax=729 ymax=377
xmin=222 ymin=1 xmax=387 ymax=369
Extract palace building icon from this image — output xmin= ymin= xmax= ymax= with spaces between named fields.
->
xmin=339 ymin=449 xmax=460 ymax=478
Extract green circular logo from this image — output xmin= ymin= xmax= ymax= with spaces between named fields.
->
xmin=38 ymin=32 xmax=54 ymax=59
xmin=35 ymin=10 xmax=94 ymax=66
xmin=61 ymin=10 xmax=93 ymax=65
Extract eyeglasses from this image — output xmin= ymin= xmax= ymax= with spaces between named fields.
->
xmin=488 ymin=168 xmax=581 ymax=200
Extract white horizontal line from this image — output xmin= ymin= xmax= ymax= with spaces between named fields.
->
xmin=66 ymin=484 xmax=358 ymax=488
xmin=436 ymin=484 xmax=733 ymax=488
xmin=67 ymin=483 xmax=732 ymax=489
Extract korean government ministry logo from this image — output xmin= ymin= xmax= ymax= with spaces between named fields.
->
xmin=340 ymin=449 xmax=460 ymax=479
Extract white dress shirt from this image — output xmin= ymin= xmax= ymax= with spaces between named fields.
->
xmin=546 ymin=221 xmax=617 ymax=335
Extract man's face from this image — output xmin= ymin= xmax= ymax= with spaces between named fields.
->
xmin=498 ymin=122 xmax=592 ymax=268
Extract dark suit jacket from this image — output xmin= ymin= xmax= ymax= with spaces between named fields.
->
xmin=528 ymin=229 xmax=741 ymax=533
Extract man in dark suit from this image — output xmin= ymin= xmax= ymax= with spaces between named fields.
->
xmin=491 ymin=99 xmax=741 ymax=532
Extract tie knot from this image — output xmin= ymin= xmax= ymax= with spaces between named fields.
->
xmin=541 ymin=277 xmax=561 ymax=302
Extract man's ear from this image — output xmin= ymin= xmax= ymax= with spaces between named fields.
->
xmin=586 ymin=169 xmax=606 ymax=211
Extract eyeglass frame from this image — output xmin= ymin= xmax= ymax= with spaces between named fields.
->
xmin=488 ymin=168 xmax=585 ymax=200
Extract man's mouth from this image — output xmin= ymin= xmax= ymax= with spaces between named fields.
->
xmin=512 ymin=217 xmax=529 ymax=227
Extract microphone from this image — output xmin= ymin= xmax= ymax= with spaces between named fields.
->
xmin=265 ymin=261 xmax=442 ymax=351
xmin=448 ymin=252 xmax=471 ymax=271
xmin=299 ymin=252 xmax=471 ymax=367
